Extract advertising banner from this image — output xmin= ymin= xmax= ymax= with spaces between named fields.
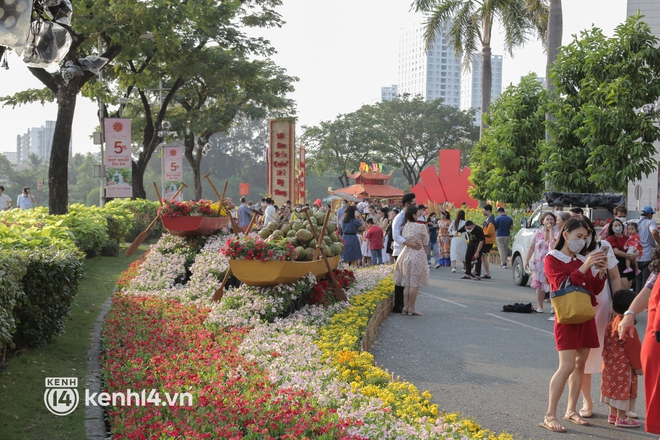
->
xmin=239 ymin=183 xmax=250 ymax=196
xmin=163 ymin=143 xmax=184 ymax=202
xmin=268 ymin=119 xmax=295 ymax=206
xmin=104 ymin=118 xmax=132 ymax=198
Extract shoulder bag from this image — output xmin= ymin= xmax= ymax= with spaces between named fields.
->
xmin=550 ymin=278 xmax=596 ymax=324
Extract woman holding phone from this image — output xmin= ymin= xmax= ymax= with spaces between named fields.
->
xmin=539 ymin=217 xmax=608 ymax=433
xmin=576 ymin=217 xmax=622 ymax=419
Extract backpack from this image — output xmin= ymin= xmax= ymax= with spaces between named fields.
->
xmin=502 ymin=303 xmax=534 ymax=313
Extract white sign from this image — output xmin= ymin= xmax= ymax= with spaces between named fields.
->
xmin=104 ymin=118 xmax=133 ymax=198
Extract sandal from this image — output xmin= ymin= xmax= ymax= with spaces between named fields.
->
xmin=401 ymin=308 xmax=409 ymax=315
xmin=410 ymin=310 xmax=423 ymax=316
xmin=563 ymin=413 xmax=591 ymax=426
xmin=481 ymin=275 xmax=491 ymax=279
xmin=539 ymin=417 xmax=567 ymax=433
xmin=615 ymin=417 xmax=641 ymax=428
xmin=460 ymin=275 xmax=472 ymax=279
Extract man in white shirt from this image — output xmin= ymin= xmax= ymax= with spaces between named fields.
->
xmin=263 ymin=198 xmax=277 ymax=227
xmin=357 ymin=198 xmax=369 ymax=214
xmin=635 ymin=206 xmax=660 ymax=293
xmin=392 ymin=193 xmax=420 ymax=313
xmin=0 ymin=186 xmax=12 ymax=210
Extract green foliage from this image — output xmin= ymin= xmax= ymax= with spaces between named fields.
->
xmin=469 ymin=74 xmax=547 ymax=206
xmin=12 ymin=249 xmax=85 ymax=349
xmin=105 ymin=198 xmax=163 ymax=242
xmin=542 ymin=15 xmax=660 ymax=193
xmin=0 ymin=251 xmax=28 ymax=349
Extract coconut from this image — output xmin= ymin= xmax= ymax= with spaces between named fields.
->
xmin=287 ymin=229 xmax=297 ymax=238
xmin=326 ymin=222 xmax=336 ymax=233
xmin=295 ymin=246 xmax=306 ymax=261
xmin=323 ymin=235 xmax=332 ymax=245
xmin=292 ymin=221 xmax=303 ymax=231
xmin=330 ymin=232 xmax=339 ymax=242
xmin=280 ymin=224 xmax=291 ymax=235
xmin=304 ymin=248 xmax=315 ymax=261
xmin=267 ymin=222 xmax=278 ymax=231
xmin=308 ymin=238 xmax=317 ymax=248
xmin=258 ymin=229 xmax=271 ymax=239
xmin=296 ymin=229 xmax=313 ymax=243
xmin=323 ymin=244 xmax=334 ymax=257
xmin=331 ymin=243 xmax=343 ymax=256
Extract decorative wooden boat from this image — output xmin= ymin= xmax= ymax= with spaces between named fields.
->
xmin=162 ymin=216 xmax=230 ymax=237
xmin=229 ymin=255 xmax=341 ymax=287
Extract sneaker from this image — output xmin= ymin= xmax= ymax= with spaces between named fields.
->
xmin=502 ymin=265 xmax=507 ymax=269
xmin=435 ymin=264 xmax=440 ymax=269
xmin=627 ymin=411 xmax=638 ymax=419
xmin=615 ymin=417 xmax=641 ymax=428
xmin=550 ymin=307 xmax=555 ymax=314
xmin=535 ymin=307 xmax=544 ymax=313
xmin=623 ymin=268 xmax=633 ymax=274
xmin=451 ymin=268 xmax=456 ymax=273
xmin=547 ymin=316 xmax=555 ymax=321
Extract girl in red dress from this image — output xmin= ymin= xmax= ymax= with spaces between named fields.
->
xmin=539 ymin=218 xmax=608 ymax=433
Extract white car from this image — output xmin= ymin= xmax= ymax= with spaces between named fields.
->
xmin=511 ymin=201 xmax=617 ymax=286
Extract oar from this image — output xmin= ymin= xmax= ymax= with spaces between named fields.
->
xmin=124 ymin=183 xmax=187 ymax=257
xmin=153 ymin=182 xmax=163 ymax=206
xmin=301 ymin=207 xmax=347 ymax=301
xmin=212 ymin=201 xmax=249 ymax=302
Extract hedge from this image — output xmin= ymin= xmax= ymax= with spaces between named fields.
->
xmin=0 ymin=251 xmax=27 ymax=350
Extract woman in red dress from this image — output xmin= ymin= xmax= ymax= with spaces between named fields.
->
xmin=539 ymin=218 xmax=608 ymax=433
xmin=619 ymin=245 xmax=660 ymax=437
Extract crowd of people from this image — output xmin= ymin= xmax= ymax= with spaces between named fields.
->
xmin=0 ymin=186 xmax=35 ymax=211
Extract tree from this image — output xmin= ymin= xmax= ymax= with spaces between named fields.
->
xmin=541 ymin=15 xmax=660 ymax=193
xmin=368 ymin=95 xmax=478 ymax=186
xmin=469 ymin=74 xmax=546 ymax=205
xmin=1 ymin=0 xmax=285 ymax=212
xmin=413 ymin=0 xmax=547 ymax=134
xmin=302 ymin=111 xmax=388 ymax=188
xmin=172 ymin=52 xmax=296 ymax=200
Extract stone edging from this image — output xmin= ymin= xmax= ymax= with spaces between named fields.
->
xmin=85 ymin=295 xmax=112 ymax=440
xmin=360 ymin=293 xmax=394 ymax=353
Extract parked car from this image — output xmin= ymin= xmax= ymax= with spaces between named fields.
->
xmin=511 ymin=192 xmax=624 ymax=286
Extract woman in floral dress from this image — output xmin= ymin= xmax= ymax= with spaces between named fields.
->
xmin=525 ymin=212 xmax=556 ymax=313
xmin=394 ymin=205 xmax=429 ymax=316
xmin=437 ymin=211 xmax=452 ymax=266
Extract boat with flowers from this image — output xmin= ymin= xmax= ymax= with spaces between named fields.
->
xmin=229 ymin=255 xmax=341 ymax=287
xmin=158 ymin=199 xmax=231 ymax=237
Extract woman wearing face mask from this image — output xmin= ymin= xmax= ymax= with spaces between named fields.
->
xmin=525 ymin=212 xmax=556 ymax=313
xmin=554 ymin=211 xmax=571 ymax=237
xmin=539 ymin=218 xmax=608 ymax=433
xmin=605 ymin=218 xmax=634 ymax=291
xmin=577 ymin=216 xmax=622 ymax=419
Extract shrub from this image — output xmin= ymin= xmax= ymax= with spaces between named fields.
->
xmin=0 ymin=250 xmax=27 ymax=350
xmin=105 ymin=199 xmax=163 ymax=242
xmin=100 ymin=240 xmax=120 ymax=257
xmin=12 ymin=248 xmax=85 ymax=349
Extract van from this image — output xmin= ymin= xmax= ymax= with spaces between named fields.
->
xmin=511 ymin=192 xmax=624 ymax=286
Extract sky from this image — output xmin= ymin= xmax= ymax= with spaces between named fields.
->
xmin=0 ymin=0 xmax=628 ymax=157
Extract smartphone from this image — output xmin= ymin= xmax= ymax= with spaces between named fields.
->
xmin=600 ymin=244 xmax=609 ymax=254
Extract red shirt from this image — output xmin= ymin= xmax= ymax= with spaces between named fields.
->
xmin=606 ymin=234 xmax=628 ymax=253
xmin=365 ymin=225 xmax=384 ymax=250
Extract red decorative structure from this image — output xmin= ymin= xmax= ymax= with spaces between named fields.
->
xmin=411 ymin=150 xmax=478 ymax=208
xmin=162 ymin=216 xmax=230 ymax=237
xmin=331 ymin=168 xmax=403 ymax=205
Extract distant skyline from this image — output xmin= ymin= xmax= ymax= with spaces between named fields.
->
xmin=0 ymin=0 xmax=628 ymax=158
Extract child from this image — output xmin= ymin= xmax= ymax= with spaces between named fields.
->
xmin=364 ymin=218 xmax=384 ymax=265
xmin=623 ymin=223 xmax=642 ymax=275
xmin=600 ymin=289 xmax=643 ymax=428
xmin=359 ymin=229 xmax=370 ymax=267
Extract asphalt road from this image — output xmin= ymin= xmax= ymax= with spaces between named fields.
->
xmin=371 ymin=264 xmax=657 ymax=440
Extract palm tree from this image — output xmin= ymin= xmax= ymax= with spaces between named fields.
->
xmin=412 ymin=0 xmax=548 ymax=135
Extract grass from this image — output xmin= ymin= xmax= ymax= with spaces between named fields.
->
xmin=0 ymin=245 xmax=149 ymax=440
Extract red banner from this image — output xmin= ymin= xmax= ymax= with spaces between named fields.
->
xmin=268 ymin=119 xmax=295 ymax=206
xmin=239 ymin=183 xmax=250 ymax=196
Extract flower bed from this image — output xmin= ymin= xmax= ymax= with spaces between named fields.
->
xmin=108 ymin=232 xmax=514 ymax=439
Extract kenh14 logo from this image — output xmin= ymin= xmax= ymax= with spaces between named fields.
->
xmin=44 ymin=377 xmax=79 ymax=416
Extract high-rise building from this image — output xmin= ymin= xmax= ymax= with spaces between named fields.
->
xmin=397 ymin=23 xmax=462 ymax=107
xmin=460 ymin=55 xmax=503 ymax=126
xmin=16 ymin=121 xmax=62 ymax=164
xmin=381 ymin=85 xmax=398 ymax=102
xmin=1 ymin=152 xmax=18 ymax=164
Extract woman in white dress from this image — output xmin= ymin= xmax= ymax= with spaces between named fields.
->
xmin=578 ymin=217 xmax=621 ymax=419
xmin=449 ymin=209 xmax=467 ymax=274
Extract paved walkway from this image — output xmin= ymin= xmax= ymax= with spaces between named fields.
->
xmin=371 ymin=265 xmax=656 ymax=440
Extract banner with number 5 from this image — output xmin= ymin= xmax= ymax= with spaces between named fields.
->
xmin=104 ymin=118 xmax=133 ymax=198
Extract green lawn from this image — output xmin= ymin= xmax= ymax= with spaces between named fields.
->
xmin=0 ymin=245 xmax=148 ymax=440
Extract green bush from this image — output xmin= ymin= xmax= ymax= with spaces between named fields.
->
xmin=101 ymin=240 xmax=120 ymax=257
xmin=0 ymin=251 xmax=28 ymax=349
xmin=12 ymin=248 xmax=85 ymax=349
xmin=106 ymin=199 xmax=163 ymax=242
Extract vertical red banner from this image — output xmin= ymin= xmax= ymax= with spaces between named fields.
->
xmin=299 ymin=145 xmax=306 ymax=204
xmin=268 ymin=119 xmax=294 ymax=206
xmin=239 ymin=183 xmax=250 ymax=196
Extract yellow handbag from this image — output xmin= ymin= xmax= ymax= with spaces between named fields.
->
xmin=550 ymin=278 xmax=596 ymax=324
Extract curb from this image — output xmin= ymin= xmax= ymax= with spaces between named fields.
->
xmin=85 ymin=295 xmax=112 ymax=440
xmin=360 ymin=293 xmax=394 ymax=353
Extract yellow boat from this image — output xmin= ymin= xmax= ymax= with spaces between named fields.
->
xmin=229 ymin=255 xmax=341 ymax=287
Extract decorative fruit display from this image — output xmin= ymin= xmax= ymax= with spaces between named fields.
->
xmin=259 ymin=211 xmax=345 ymax=261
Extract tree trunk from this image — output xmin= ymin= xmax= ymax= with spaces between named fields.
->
xmin=480 ymin=45 xmax=492 ymax=137
xmin=131 ymin=159 xmax=147 ymax=199
xmin=49 ymin=84 xmax=78 ymax=214
xmin=184 ymin=136 xmax=203 ymax=200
